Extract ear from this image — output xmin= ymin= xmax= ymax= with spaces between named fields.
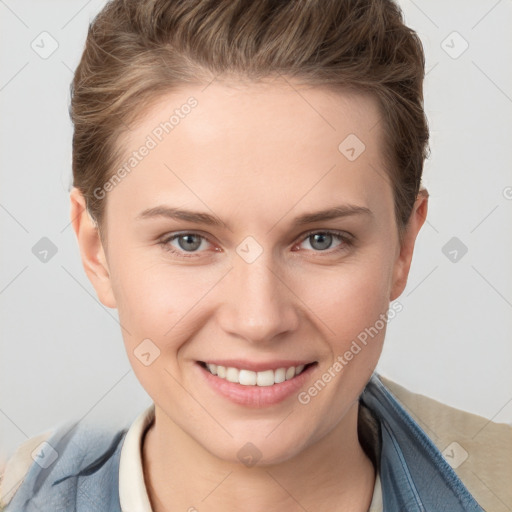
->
xmin=69 ymin=187 xmax=117 ymax=309
xmin=389 ymin=188 xmax=429 ymax=301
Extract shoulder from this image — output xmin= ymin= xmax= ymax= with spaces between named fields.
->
xmin=0 ymin=419 xmax=128 ymax=510
xmin=0 ymin=429 xmax=54 ymax=507
xmin=378 ymin=375 xmax=512 ymax=512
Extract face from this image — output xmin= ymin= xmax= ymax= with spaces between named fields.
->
xmin=71 ymin=77 xmax=427 ymax=465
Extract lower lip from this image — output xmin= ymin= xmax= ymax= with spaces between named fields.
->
xmin=195 ymin=362 xmax=317 ymax=408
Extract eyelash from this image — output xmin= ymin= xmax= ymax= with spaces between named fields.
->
xmin=158 ymin=230 xmax=354 ymax=259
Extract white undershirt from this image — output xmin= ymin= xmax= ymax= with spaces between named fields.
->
xmin=119 ymin=403 xmax=383 ymax=512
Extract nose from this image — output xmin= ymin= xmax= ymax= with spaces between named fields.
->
xmin=217 ymin=252 xmax=300 ymax=345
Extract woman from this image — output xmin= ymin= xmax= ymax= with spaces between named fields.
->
xmin=1 ymin=0 xmax=508 ymax=510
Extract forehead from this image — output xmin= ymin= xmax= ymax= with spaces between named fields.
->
xmin=129 ymin=78 xmax=383 ymax=144
xmin=107 ymin=78 xmax=392 ymax=228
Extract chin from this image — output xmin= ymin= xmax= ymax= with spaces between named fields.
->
xmin=206 ymin=432 xmax=308 ymax=468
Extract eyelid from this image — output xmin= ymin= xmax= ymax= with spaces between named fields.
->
xmin=298 ymin=228 xmax=354 ymax=243
xmin=292 ymin=229 xmax=354 ymax=255
xmin=160 ymin=228 xmax=354 ymax=259
xmin=159 ymin=231 xmax=216 ymax=258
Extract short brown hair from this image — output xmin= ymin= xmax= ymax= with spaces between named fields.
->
xmin=70 ymin=0 xmax=429 ymax=244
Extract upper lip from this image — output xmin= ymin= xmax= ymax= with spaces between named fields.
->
xmin=198 ymin=359 xmax=317 ymax=372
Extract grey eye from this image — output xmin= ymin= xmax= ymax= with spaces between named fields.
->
xmin=308 ymin=233 xmax=334 ymax=251
xmin=176 ymin=234 xmax=203 ymax=251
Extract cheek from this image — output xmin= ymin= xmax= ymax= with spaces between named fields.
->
xmin=305 ymin=255 xmax=393 ymax=338
xmin=111 ymin=260 xmax=203 ymax=399
xmin=110 ymin=255 xmax=219 ymax=355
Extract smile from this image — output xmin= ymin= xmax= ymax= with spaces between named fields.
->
xmin=198 ymin=361 xmax=316 ymax=386
xmin=196 ymin=360 xmax=318 ymax=407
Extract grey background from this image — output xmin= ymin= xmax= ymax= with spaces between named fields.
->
xmin=1 ymin=0 xmax=511 ymax=462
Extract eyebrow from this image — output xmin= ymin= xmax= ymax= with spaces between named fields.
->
xmin=136 ymin=204 xmax=373 ymax=228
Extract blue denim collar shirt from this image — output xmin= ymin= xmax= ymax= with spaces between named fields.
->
xmin=2 ymin=373 xmax=484 ymax=511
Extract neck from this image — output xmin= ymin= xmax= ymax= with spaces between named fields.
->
xmin=142 ymin=402 xmax=375 ymax=512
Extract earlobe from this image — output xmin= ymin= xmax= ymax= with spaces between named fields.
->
xmin=389 ymin=189 xmax=429 ymax=302
xmin=69 ymin=187 xmax=117 ymax=309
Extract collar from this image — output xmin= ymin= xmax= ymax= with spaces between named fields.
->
xmin=118 ymin=373 xmax=482 ymax=511
xmin=359 ymin=373 xmax=484 ymax=511
xmin=119 ymin=402 xmax=155 ymax=512
xmin=118 ymin=399 xmax=383 ymax=511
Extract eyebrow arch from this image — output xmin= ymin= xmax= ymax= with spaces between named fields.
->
xmin=136 ymin=206 xmax=226 ymax=227
xmin=293 ymin=204 xmax=373 ymax=225
xmin=136 ymin=204 xmax=373 ymax=229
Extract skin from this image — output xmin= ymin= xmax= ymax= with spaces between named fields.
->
xmin=70 ymin=77 xmax=428 ymax=511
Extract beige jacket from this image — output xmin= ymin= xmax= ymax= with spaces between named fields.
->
xmin=1 ymin=377 xmax=511 ymax=511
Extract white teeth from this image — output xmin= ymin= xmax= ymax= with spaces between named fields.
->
xmin=274 ymin=368 xmax=286 ymax=384
xmin=256 ymin=369 xmax=275 ymax=387
xmin=226 ymin=367 xmax=239 ymax=383
xmin=239 ymin=369 xmax=257 ymax=386
xmin=204 ymin=363 xmax=310 ymax=386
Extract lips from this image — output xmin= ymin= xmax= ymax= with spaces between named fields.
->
xmin=199 ymin=361 xmax=316 ymax=386
xmin=195 ymin=360 xmax=318 ymax=407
